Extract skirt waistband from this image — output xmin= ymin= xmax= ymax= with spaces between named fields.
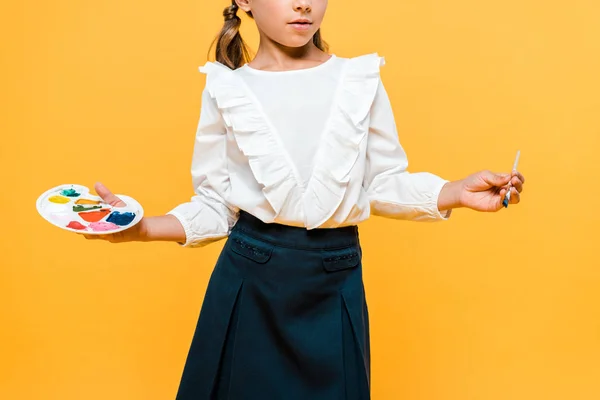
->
xmin=231 ymin=211 xmax=359 ymax=250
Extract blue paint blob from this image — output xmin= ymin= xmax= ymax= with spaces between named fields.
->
xmin=106 ymin=211 xmax=136 ymax=226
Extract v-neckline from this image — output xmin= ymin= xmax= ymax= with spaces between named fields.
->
xmin=232 ymin=57 xmax=351 ymax=194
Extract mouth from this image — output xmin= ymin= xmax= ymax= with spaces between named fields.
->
xmin=288 ymin=19 xmax=313 ymax=30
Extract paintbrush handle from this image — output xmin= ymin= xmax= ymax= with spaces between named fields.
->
xmin=512 ymin=150 xmax=521 ymax=171
xmin=503 ymin=150 xmax=521 ymax=207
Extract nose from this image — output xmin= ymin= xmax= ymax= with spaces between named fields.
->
xmin=293 ymin=0 xmax=312 ymax=13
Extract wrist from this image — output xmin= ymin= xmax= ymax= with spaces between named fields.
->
xmin=137 ymin=217 xmax=151 ymax=242
xmin=438 ymin=180 xmax=464 ymax=211
xmin=137 ymin=214 xmax=187 ymax=243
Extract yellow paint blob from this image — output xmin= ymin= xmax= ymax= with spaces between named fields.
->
xmin=48 ymin=195 xmax=70 ymax=204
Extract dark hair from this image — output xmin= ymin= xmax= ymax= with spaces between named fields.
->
xmin=211 ymin=0 xmax=329 ymax=70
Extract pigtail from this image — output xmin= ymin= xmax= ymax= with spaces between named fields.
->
xmin=214 ymin=1 xmax=252 ymax=69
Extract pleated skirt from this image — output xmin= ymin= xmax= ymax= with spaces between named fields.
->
xmin=175 ymin=211 xmax=370 ymax=400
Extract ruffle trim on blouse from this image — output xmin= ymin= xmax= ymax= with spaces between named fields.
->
xmin=199 ymin=62 xmax=298 ymax=218
xmin=303 ymin=53 xmax=385 ymax=228
xmin=198 ymin=53 xmax=385 ymax=227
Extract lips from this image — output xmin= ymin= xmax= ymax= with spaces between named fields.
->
xmin=289 ymin=19 xmax=312 ymax=30
xmin=289 ymin=19 xmax=312 ymax=25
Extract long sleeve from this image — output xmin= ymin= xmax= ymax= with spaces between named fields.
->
xmin=167 ymin=88 xmax=239 ymax=247
xmin=363 ymin=79 xmax=451 ymax=221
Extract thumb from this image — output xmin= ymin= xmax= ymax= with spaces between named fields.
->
xmin=94 ymin=182 xmax=126 ymax=207
xmin=480 ymin=171 xmax=511 ymax=187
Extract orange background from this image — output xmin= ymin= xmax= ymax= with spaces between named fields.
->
xmin=2 ymin=1 xmax=599 ymax=399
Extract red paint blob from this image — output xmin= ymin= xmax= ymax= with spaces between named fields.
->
xmin=79 ymin=208 xmax=111 ymax=222
xmin=67 ymin=221 xmax=86 ymax=230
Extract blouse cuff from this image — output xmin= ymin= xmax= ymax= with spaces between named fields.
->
xmin=429 ymin=179 xmax=453 ymax=220
xmin=166 ymin=205 xmax=232 ymax=248
xmin=368 ymin=172 xmax=453 ymax=222
xmin=166 ymin=209 xmax=196 ymax=247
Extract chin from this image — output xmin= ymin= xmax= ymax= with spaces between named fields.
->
xmin=277 ymin=36 xmax=315 ymax=49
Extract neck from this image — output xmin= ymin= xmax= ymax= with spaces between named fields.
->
xmin=250 ymin=32 xmax=327 ymax=71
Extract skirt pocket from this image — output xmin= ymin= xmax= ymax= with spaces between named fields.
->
xmin=321 ymin=245 xmax=361 ymax=272
xmin=229 ymin=233 xmax=274 ymax=264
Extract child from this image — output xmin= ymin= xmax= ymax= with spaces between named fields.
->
xmin=86 ymin=0 xmax=525 ymax=398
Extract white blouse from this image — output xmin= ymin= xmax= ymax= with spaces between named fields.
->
xmin=167 ymin=53 xmax=450 ymax=248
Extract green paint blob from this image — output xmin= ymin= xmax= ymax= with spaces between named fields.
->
xmin=72 ymin=204 xmax=102 ymax=212
xmin=60 ymin=188 xmax=80 ymax=197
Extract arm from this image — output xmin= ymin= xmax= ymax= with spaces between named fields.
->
xmin=165 ymin=87 xmax=239 ymax=247
xmin=363 ymin=79 xmax=453 ymax=221
xmin=363 ymin=78 xmax=525 ymax=216
xmin=85 ymin=88 xmax=238 ymax=246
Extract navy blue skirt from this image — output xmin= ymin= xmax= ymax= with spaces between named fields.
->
xmin=176 ymin=211 xmax=370 ymax=400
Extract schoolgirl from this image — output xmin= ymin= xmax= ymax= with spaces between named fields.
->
xmin=87 ymin=1 xmax=525 ymax=398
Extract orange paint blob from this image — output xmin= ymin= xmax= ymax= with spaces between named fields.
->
xmin=48 ymin=195 xmax=70 ymax=204
xmin=79 ymin=208 xmax=111 ymax=222
xmin=75 ymin=199 xmax=101 ymax=205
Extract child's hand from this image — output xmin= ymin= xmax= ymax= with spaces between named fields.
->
xmin=82 ymin=182 xmax=147 ymax=243
xmin=459 ymin=170 xmax=525 ymax=212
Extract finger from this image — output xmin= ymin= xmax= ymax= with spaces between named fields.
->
xmin=94 ymin=182 xmax=127 ymax=207
xmin=106 ymin=234 xmax=119 ymax=243
xmin=498 ymin=187 xmax=507 ymax=199
xmin=509 ymin=187 xmax=521 ymax=204
xmin=84 ymin=234 xmax=111 ymax=240
xmin=481 ymin=170 xmax=511 ymax=187
xmin=495 ymin=189 xmax=508 ymax=211
xmin=511 ymin=177 xmax=524 ymax=193
xmin=512 ymin=170 xmax=525 ymax=184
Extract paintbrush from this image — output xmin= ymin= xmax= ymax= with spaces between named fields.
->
xmin=503 ymin=150 xmax=521 ymax=208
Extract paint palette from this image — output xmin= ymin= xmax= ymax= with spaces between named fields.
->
xmin=36 ymin=184 xmax=144 ymax=234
